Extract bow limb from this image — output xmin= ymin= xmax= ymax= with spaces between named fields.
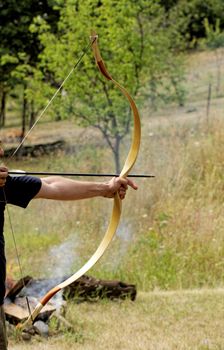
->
xmin=19 ymin=33 xmax=141 ymax=329
xmin=91 ymin=33 xmax=141 ymax=177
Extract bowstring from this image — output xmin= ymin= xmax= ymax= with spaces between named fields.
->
xmin=3 ymin=189 xmax=33 ymax=322
xmin=4 ymin=36 xmax=96 ymax=322
xmin=10 ymin=36 xmax=97 ymax=159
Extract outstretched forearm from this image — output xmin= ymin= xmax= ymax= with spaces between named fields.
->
xmin=35 ymin=176 xmax=137 ymax=201
xmin=36 ymin=176 xmax=108 ymax=200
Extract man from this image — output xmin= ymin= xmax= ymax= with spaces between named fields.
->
xmin=0 ymin=145 xmax=137 ymax=349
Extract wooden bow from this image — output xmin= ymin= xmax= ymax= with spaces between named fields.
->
xmin=19 ymin=33 xmax=141 ymax=329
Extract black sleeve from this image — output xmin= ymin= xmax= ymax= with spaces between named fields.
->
xmin=4 ymin=175 xmax=42 ymax=208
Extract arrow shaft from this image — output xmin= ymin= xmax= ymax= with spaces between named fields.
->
xmin=8 ymin=171 xmax=154 ymax=178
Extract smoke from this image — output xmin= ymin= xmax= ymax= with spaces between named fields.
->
xmin=107 ymin=220 xmax=134 ymax=269
xmin=46 ymin=233 xmax=80 ymax=278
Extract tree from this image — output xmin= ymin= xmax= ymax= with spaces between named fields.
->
xmin=0 ymin=0 xmax=59 ymax=131
xmin=167 ymin=0 xmax=224 ymax=47
xmin=27 ymin=0 xmax=186 ymax=172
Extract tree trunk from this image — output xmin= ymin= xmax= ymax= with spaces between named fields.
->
xmin=21 ymin=86 xmax=27 ymax=140
xmin=29 ymin=100 xmax=36 ymax=128
xmin=0 ymin=90 xmax=6 ymax=127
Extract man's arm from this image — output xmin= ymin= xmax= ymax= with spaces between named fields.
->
xmin=35 ymin=176 xmax=137 ymax=200
xmin=0 ymin=164 xmax=137 ymax=200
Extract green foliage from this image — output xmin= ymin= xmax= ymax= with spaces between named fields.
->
xmin=0 ymin=0 xmax=60 ymax=129
xmin=0 ymin=0 xmax=59 ymax=85
xmin=26 ymin=0 xmax=185 ymax=170
xmin=203 ymin=18 xmax=224 ymax=50
xmin=167 ymin=0 xmax=224 ymax=47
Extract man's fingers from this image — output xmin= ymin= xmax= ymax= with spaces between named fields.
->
xmin=126 ymin=178 xmax=138 ymax=190
xmin=0 ymin=166 xmax=8 ymax=173
xmin=118 ymin=177 xmax=138 ymax=190
xmin=0 ymin=166 xmax=8 ymax=187
xmin=116 ymin=177 xmax=138 ymax=200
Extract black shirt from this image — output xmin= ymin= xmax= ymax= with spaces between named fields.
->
xmin=0 ymin=175 xmax=42 ymax=305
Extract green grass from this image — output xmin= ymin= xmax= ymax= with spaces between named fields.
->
xmin=4 ymin=114 xmax=224 ymax=290
xmin=9 ymin=289 xmax=224 ymax=350
xmin=3 ymin=47 xmax=224 ymax=349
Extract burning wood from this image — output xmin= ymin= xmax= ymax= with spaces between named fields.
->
xmin=4 ymin=274 xmax=137 ymax=339
xmin=4 ymin=302 xmax=55 ymax=325
xmin=5 ymin=275 xmax=32 ymax=300
xmin=5 ymin=276 xmax=60 ymax=326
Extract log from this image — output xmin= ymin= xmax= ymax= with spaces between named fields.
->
xmin=4 ymin=140 xmax=65 ymax=158
xmin=63 ymin=275 xmax=137 ymax=301
xmin=5 ymin=274 xmax=136 ymax=325
xmin=15 ymin=275 xmax=137 ymax=302
xmin=4 ymin=299 xmax=56 ymax=325
xmin=5 ymin=276 xmax=33 ymax=300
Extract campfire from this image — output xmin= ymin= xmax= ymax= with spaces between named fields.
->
xmin=5 ymin=274 xmax=137 ymax=340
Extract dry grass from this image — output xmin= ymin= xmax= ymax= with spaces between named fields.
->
xmin=9 ymin=289 xmax=224 ymax=350
xmin=4 ymin=62 xmax=224 ymax=288
xmin=3 ymin=48 xmax=224 ymax=349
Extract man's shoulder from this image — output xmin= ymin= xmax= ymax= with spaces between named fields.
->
xmin=4 ymin=176 xmax=42 ymax=208
xmin=7 ymin=175 xmax=41 ymax=186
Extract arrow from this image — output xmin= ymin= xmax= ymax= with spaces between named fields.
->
xmin=8 ymin=170 xmax=155 ymax=178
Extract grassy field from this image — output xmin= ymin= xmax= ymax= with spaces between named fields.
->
xmin=9 ymin=289 xmax=224 ymax=350
xmin=5 ymin=99 xmax=224 ymax=290
xmin=2 ymin=49 xmax=224 ymax=348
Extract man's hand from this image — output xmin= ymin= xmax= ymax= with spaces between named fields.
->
xmin=0 ymin=166 xmax=8 ymax=187
xmin=104 ymin=177 xmax=138 ymax=200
